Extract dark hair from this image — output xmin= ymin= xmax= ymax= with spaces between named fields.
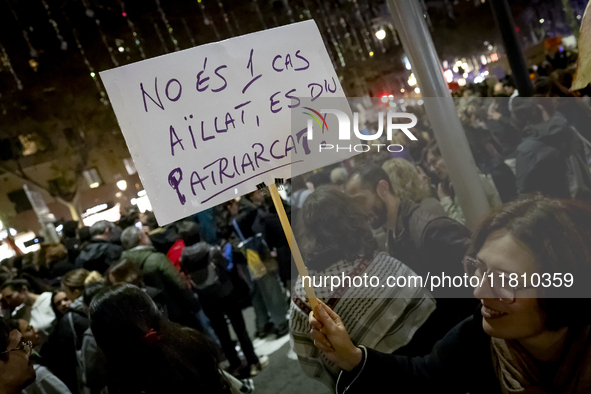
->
xmin=83 ymin=281 xmax=106 ymax=307
xmin=63 ymin=221 xmax=79 ymax=239
xmin=510 ymin=98 xmax=544 ymax=127
xmin=180 ymin=243 xmax=211 ymax=273
xmin=1 ymin=279 xmax=29 ymax=292
xmin=78 ymin=227 xmax=91 ymax=243
xmin=177 ymin=220 xmax=201 ymax=246
xmin=298 ymin=187 xmax=377 ymax=269
xmin=470 ymin=195 xmax=591 ymax=330
xmin=0 ymin=319 xmax=11 ymax=361
xmin=348 ymin=164 xmax=393 ymax=194
xmin=142 ymin=211 xmax=159 ymax=230
xmin=11 ymin=255 xmax=24 ymax=271
xmin=6 ymin=318 xmax=20 ymax=332
xmin=89 ymin=284 xmax=229 ymax=394
xmin=61 ymin=269 xmax=90 ymax=294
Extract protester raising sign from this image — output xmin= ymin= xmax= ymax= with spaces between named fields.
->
xmin=101 ymin=20 xmax=356 ymax=225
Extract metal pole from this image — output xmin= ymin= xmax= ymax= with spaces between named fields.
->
xmin=386 ymin=0 xmax=491 ymax=229
xmin=489 ymin=0 xmax=534 ymax=97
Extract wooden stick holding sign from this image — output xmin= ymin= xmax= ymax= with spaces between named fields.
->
xmin=268 ymin=182 xmax=318 ymax=309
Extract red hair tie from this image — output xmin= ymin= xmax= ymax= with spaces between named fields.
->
xmin=142 ymin=329 xmax=160 ymax=345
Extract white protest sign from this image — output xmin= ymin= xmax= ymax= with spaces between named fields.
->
xmin=101 ymin=20 xmax=357 ymax=225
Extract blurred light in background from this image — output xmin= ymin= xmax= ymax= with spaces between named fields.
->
xmin=444 ymin=69 xmax=453 ymax=83
xmin=83 ymin=205 xmax=121 ymax=227
xmin=403 ymin=56 xmax=411 ymax=70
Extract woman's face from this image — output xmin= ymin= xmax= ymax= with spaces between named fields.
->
xmin=53 ymin=291 xmax=71 ymax=315
xmin=415 ymin=166 xmax=431 ymax=192
xmin=62 ymin=286 xmax=81 ymax=302
xmin=426 ymin=151 xmax=448 ymax=181
xmin=473 ymin=232 xmax=546 ymax=340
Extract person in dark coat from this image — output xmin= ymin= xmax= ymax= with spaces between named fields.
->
xmin=41 ymin=269 xmax=94 ymax=394
xmin=41 ymin=293 xmax=88 ymax=394
xmin=514 ymin=100 xmax=591 ymax=200
xmin=44 ymin=244 xmax=75 ymax=280
xmin=74 ymin=221 xmax=122 ymax=273
xmin=230 ymin=195 xmax=289 ymax=338
xmin=310 ymin=196 xmax=591 ymax=394
xmin=181 ymin=242 xmax=263 ymax=378
xmin=119 ymin=226 xmax=201 ymax=324
xmin=62 ymin=221 xmax=81 ymax=265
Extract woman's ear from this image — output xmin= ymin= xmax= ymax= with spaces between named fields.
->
xmin=376 ymin=180 xmax=390 ymax=200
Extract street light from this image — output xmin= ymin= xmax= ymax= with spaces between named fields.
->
xmin=375 ymin=28 xmax=386 ymax=40
xmin=117 ymin=180 xmax=128 ymax=191
xmin=407 ymin=73 xmax=417 ymax=86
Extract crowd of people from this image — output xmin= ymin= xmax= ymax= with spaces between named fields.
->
xmin=0 ymin=190 xmax=289 ymax=393
xmin=2 ymin=48 xmax=591 ymax=393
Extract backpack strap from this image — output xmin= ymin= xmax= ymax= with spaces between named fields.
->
xmin=232 ymin=219 xmax=247 ymax=243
